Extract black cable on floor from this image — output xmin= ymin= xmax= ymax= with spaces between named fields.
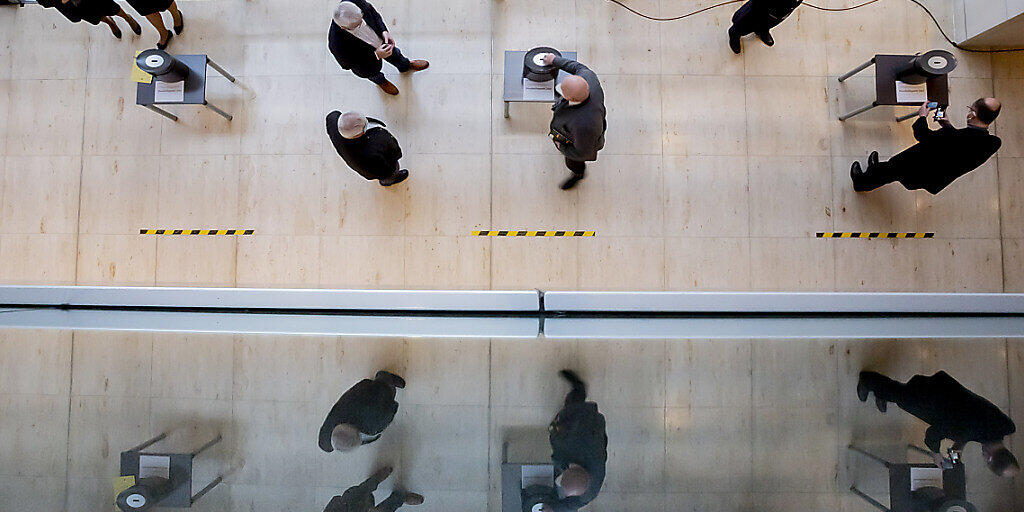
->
xmin=605 ymin=0 xmax=1024 ymax=52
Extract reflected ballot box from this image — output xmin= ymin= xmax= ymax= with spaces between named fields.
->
xmin=501 ymin=427 xmax=557 ymax=512
xmin=846 ymin=444 xmax=975 ymax=512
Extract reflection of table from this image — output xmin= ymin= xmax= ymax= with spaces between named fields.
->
xmin=501 ymin=441 xmax=556 ymax=512
xmin=847 ymin=444 xmax=968 ymax=512
xmin=119 ymin=432 xmax=225 ymax=508
xmin=136 ymin=54 xmax=237 ymax=122
xmin=837 ymin=54 xmax=950 ymax=122
xmin=502 ymin=50 xmax=577 ymax=119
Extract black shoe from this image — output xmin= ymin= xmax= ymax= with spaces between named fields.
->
xmin=850 ymin=161 xmax=863 ymax=180
xmin=758 ymin=31 xmax=774 ymax=47
xmin=856 ymin=378 xmax=869 ymax=403
xmin=174 ymin=16 xmax=184 ymax=35
xmin=131 ymin=23 xmax=142 ymax=36
xmin=729 ymin=36 xmax=742 ymax=55
xmin=111 ymin=26 xmax=123 ymax=39
xmin=560 ymin=175 xmax=582 ymax=190
xmin=868 ymin=151 xmax=879 ymax=169
xmin=875 ymin=397 xmax=888 ymax=413
xmin=375 ymin=370 xmax=406 ymax=389
xmin=379 ymin=169 xmax=409 ymax=186
xmin=157 ymin=32 xmax=173 ymax=50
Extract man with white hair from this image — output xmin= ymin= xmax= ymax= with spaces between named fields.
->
xmin=540 ymin=54 xmax=606 ymax=190
xmin=329 ymin=0 xmax=428 ymax=95
xmin=323 ymin=466 xmax=424 ymax=512
xmin=319 ymin=370 xmax=405 ymax=453
xmin=326 ymin=110 xmax=409 ymax=186
xmin=546 ymin=370 xmax=607 ymax=511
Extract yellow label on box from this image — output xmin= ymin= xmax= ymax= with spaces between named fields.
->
xmin=132 ymin=51 xmax=152 ymax=84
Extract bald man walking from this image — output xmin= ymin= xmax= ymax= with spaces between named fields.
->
xmin=541 ymin=54 xmax=607 ymax=190
xmin=546 ymin=370 xmax=607 ymax=511
xmin=329 ymin=0 xmax=428 ymax=95
xmin=326 ymin=110 xmax=409 ymax=186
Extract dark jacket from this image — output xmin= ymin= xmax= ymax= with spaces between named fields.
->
xmin=889 ymin=117 xmax=1001 ymax=194
xmin=39 ymin=0 xmax=120 ymax=25
xmin=899 ymin=371 xmax=1016 ymax=452
xmin=318 ymin=378 xmax=399 ymax=452
xmin=327 ymin=0 xmax=388 ymax=76
xmin=326 ymin=111 xmax=402 ymax=181
xmin=733 ymin=0 xmax=803 ymax=29
xmin=550 ymin=57 xmax=606 ymax=163
xmin=549 ymin=401 xmax=608 ymax=510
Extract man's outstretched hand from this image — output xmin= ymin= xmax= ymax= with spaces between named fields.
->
xmin=542 ymin=53 xmax=557 ymax=66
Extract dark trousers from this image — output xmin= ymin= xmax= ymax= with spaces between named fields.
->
xmin=860 ymin=371 xmax=908 ymax=404
xmin=353 ymin=48 xmax=412 ymax=85
xmin=564 ymin=378 xmax=587 ymax=407
xmin=564 ymin=158 xmax=586 ymax=177
xmin=853 ymin=159 xmax=904 ymax=192
xmin=327 ymin=475 xmax=406 ymax=512
xmin=729 ymin=3 xmax=774 ymax=41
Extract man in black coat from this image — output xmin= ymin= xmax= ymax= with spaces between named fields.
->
xmin=329 ymin=0 xmax=428 ymax=95
xmin=319 ymin=370 xmax=405 ymax=453
xmin=858 ymin=370 xmax=1019 ymax=477
xmin=540 ymin=53 xmax=607 ymax=190
xmin=322 ymin=466 xmax=424 ymax=512
xmin=728 ymin=0 xmax=803 ymax=54
xmin=326 ymin=110 xmax=409 ymax=186
xmin=544 ymin=370 xmax=607 ymax=511
xmin=850 ymin=98 xmax=1002 ymax=194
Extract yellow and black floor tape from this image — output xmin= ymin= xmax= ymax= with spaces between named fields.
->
xmin=472 ymin=230 xmax=595 ymax=237
xmin=816 ymin=232 xmax=934 ymax=239
xmin=140 ymin=229 xmax=255 ymax=235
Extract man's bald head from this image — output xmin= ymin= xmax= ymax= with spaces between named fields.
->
xmin=556 ymin=464 xmax=590 ymax=497
xmin=338 ymin=111 xmax=368 ymax=139
xmin=333 ymin=1 xmax=363 ymax=30
xmin=330 ymin=423 xmax=361 ymax=452
xmin=971 ymin=97 xmax=1001 ymax=126
xmin=559 ymin=76 xmax=590 ymax=104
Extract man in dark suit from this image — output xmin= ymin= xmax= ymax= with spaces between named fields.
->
xmin=850 ymin=98 xmax=1002 ymax=194
xmin=319 ymin=370 xmax=405 ymax=453
xmin=728 ymin=0 xmax=803 ymax=54
xmin=545 ymin=370 xmax=607 ymax=511
xmin=858 ymin=370 xmax=1019 ymax=477
xmin=540 ymin=53 xmax=607 ymax=190
xmin=326 ymin=110 xmax=408 ymax=186
xmin=329 ymin=0 xmax=428 ymax=95
xmin=323 ymin=466 xmax=424 ymax=512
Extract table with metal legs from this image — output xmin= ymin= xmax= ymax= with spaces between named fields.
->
xmin=847 ymin=444 xmax=968 ymax=512
xmin=119 ymin=431 xmax=226 ymax=508
xmin=837 ymin=54 xmax=950 ymax=122
xmin=136 ymin=54 xmax=237 ymax=122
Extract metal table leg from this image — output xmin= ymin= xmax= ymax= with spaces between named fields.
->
xmin=204 ymin=101 xmax=233 ymax=121
xmin=190 ymin=475 xmax=224 ymax=504
xmin=839 ymin=102 xmax=877 ymax=122
xmin=847 ymin=445 xmax=892 ymax=468
xmin=143 ymin=104 xmax=178 ymax=122
xmin=850 ymin=485 xmax=891 ymax=512
xmin=504 ymin=101 xmax=510 ymax=119
xmin=895 ymin=111 xmax=919 ymax=123
xmin=206 ymin=57 xmax=236 ymax=83
xmin=190 ymin=434 xmax=222 ymax=457
xmin=838 ymin=57 xmax=876 ymax=82
xmin=128 ymin=432 xmax=168 ymax=452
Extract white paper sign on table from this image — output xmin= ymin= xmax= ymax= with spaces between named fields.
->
xmin=154 ymin=80 xmax=185 ymax=103
xmin=895 ymin=81 xmax=927 ymax=104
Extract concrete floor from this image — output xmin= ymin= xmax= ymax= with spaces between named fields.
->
xmin=0 ymin=0 xmax=1022 ymax=291
xmin=0 ymin=331 xmax=1022 ymax=511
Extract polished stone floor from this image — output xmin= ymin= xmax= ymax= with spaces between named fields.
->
xmin=0 ymin=330 xmax=1021 ymax=511
xmin=0 ymin=0 xmax=1022 ymax=291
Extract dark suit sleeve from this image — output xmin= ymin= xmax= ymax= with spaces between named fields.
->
xmin=326 ymin=111 xmax=345 ymax=155
xmin=912 ymin=117 xmax=935 ymax=142
xmin=924 ymin=425 xmax=946 ymax=453
xmin=350 ymin=0 xmax=388 ymax=36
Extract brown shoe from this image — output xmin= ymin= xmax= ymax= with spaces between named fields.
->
xmin=403 ymin=493 xmax=424 ymax=505
xmin=408 ymin=60 xmax=429 ymax=72
xmin=371 ymin=466 xmax=394 ymax=483
xmin=378 ymin=79 xmax=399 ymax=95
